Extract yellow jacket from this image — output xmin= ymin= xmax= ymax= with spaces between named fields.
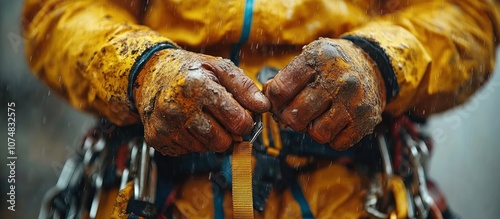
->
xmin=22 ymin=0 xmax=500 ymax=125
xmin=22 ymin=1 xmax=500 ymax=218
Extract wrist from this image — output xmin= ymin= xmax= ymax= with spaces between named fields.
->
xmin=365 ymin=52 xmax=387 ymax=108
xmin=342 ymin=36 xmax=399 ymax=103
xmin=347 ymin=39 xmax=387 ymax=106
xmin=128 ymin=42 xmax=178 ymax=112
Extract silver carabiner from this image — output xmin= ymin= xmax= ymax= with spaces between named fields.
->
xmin=378 ymin=134 xmax=393 ymax=177
xmin=365 ymin=134 xmax=392 ymax=219
xmin=365 ymin=177 xmax=388 ymax=219
xmin=39 ymin=157 xmax=79 ymax=219
xmin=406 ymin=186 xmax=417 ymax=219
xmin=87 ymin=135 xmax=108 ymax=219
xmin=407 ymin=139 xmax=434 ymax=219
xmin=148 ymin=146 xmax=157 ymax=203
xmin=135 ymin=139 xmax=150 ymax=201
xmin=82 ymin=133 xmax=106 ymax=169
xmin=123 ymin=141 xmax=139 ymax=191
xmin=88 ymin=174 xmax=103 ymax=219
xmin=246 ymin=114 xmax=263 ymax=144
xmin=127 ymin=138 xmax=157 ymax=204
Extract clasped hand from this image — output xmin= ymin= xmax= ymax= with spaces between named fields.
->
xmin=134 ymin=38 xmax=385 ymax=156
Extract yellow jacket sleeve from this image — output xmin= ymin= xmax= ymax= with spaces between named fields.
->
xmin=343 ymin=0 xmax=500 ymax=117
xmin=23 ymin=0 xmax=500 ymax=122
xmin=22 ymin=0 xmax=176 ymax=125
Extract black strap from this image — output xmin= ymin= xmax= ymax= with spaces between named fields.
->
xmin=343 ymin=36 xmax=400 ymax=103
xmin=127 ymin=42 xmax=177 ymax=112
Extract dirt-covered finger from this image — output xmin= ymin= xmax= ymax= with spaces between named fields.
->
xmin=264 ymin=54 xmax=316 ymax=112
xmin=158 ymin=142 xmax=190 ymax=157
xmin=203 ymin=61 xmax=270 ymax=113
xmin=308 ymin=104 xmax=351 ymax=144
xmin=202 ymin=79 xmax=254 ymax=135
xmin=186 ymin=113 xmax=233 ymax=152
xmin=143 ymin=108 xmax=209 ymax=154
xmin=280 ymin=86 xmax=332 ymax=132
xmin=328 ymin=124 xmax=363 ymax=151
xmin=170 ymin=127 xmax=209 ymax=153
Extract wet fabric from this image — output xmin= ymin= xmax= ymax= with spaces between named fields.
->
xmin=22 ymin=0 xmax=500 ymax=124
xmin=110 ymin=163 xmax=367 ymax=219
xmin=22 ymin=0 xmax=500 ymax=218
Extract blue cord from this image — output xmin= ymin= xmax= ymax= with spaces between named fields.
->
xmin=291 ymin=177 xmax=315 ymax=219
xmin=230 ymin=0 xmax=254 ymax=66
xmin=213 ymin=181 xmax=225 ymax=219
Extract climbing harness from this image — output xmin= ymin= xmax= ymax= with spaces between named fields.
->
xmin=364 ymin=116 xmax=444 ymax=219
xmin=39 ymin=125 xmax=160 ymax=219
xmin=39 ymin=114 xmax=456 ymax=219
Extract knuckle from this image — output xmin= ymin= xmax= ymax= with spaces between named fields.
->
xmin=267 ymin=77 xmax=288 ymax=100
xmin=353 ymin=103 xmax=382 ymax=129
xmin=144 ymin=129 xmax=162 ymax=150
xmin=159 ymin=103 xmax=185 ymax=119
xmin=355 ymin=103 xmax=373 ymax=118
xmin=329 ymin=137 xmax=355 ymax=151
xmin=159 ymin=145 xmax=181 ymax=156
xmin=182 ymin=73 xmax=209 ymax=96
xmin=332 ymin=141 xmax=350 ymax=151
xmin=341 ymin=75 xmax=361 ymax=92
xmin=238 ymin=76 xmax=255 ymax=91
xmin=156 ymin=97 xmax=196 ymax=121
xmin=220 ymin=59 xmax=239 ymax=72
xmin=191 ymin=141 xmax=208 ymax=153
xmin=308 ymin=38 xmax=328 ymax=49
xmin=210 ymin=137 xmax=232 ymax=152
xmin=187 ymin=114 xmax=212 ymax=135
xmin=184 ymin=67 xmax=207 ymax=83
xmin=308 ymin=128 xmax=330 ymax=144
xmin=282 ymin=112 xmax=306 ymax=132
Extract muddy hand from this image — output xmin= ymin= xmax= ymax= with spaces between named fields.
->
xmin=264 ymin=38 xmax=386 ymax=150
xmin=134 ymin=50 xmax=270 ymax=156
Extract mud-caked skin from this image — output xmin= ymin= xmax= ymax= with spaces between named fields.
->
xmin=264 ymin=38 xmax=386 ymax=150
xmin=134 ymin=49 xmax=270 ymax=156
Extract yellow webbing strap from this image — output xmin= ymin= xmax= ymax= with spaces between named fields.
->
xmin=232 ymin=141 xmax=254 ymax=219
xmin=390 ymin=176 xmax=409 ymax=219
xmin=262 ymin=113 xmax=282 ymax=157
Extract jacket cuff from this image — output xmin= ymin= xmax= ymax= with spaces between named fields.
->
xmin=85 ymin=29 xmax=177 ymax=125
xmin=342 ymin=35 xmax=399 ymax=103
xmin=341 ymin=23 xmax=431 ymax=116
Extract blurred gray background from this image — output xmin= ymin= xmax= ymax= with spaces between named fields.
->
xmin=1 ymin=0 xmax=500 ymax=218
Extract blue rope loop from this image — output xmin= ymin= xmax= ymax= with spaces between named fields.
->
xmin=230 ymin=0 xmax=255 ymax=66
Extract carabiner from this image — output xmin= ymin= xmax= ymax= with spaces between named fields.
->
xmin=365 ymin=175 xmax=409 ymax=219
xmin=127 ymin=138 xmax=158 ymax=203
xmin=246 ymin=114 xmax=263 ymax=144
xmin=38 ymin=157 xmax=79 ymax=219
xmin=378 ymin=134 xmax=394 ymax=177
